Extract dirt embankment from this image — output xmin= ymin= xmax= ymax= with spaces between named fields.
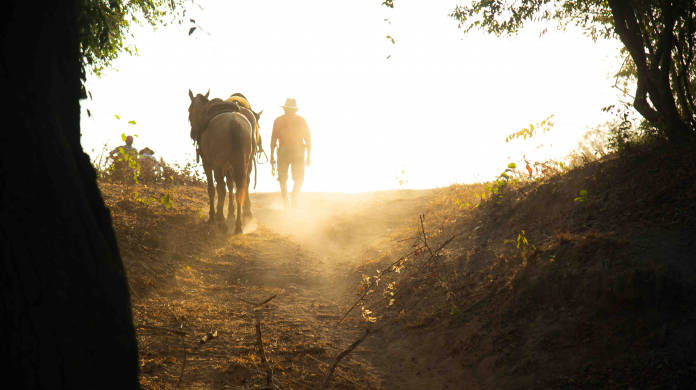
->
xmin=355 ymin=141 xmax=696 ymax=389
xmin=102 ymin=141 xmax=696 ymax=389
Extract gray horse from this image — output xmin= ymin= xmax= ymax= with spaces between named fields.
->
xmin=188 ymin=89 xmax=252 ymax=233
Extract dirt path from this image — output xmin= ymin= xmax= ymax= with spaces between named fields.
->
xmin=123 ymin=188 xmax=437 ymax=389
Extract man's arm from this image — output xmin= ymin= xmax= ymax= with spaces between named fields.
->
xmin=109 ymin=146 xmax=123 ymax=159
xmin=270 ymin=119 xmax=279 ymax=162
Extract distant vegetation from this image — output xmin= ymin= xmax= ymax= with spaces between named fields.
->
xmin=92 ymin=142 xmax=204 ymax=187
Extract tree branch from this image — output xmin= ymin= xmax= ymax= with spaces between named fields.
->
xmin=318 ymin=328 xmax=371 ymax=390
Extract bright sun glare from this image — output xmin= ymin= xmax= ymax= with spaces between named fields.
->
xmin=80 ymin=0 xmax=625 ymax=193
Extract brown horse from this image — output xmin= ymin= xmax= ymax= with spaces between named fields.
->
xmin=205 ymin=94 xmax=263 ymax=218
xmin=222 ymin=94 xmax=264 ymax=217
xmin=188 ymin=89 xmax=252 ymax=233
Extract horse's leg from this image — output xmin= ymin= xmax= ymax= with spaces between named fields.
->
xmin=226 ymin=169 xmax=235 ymax=222
xmin=214 ymin=168 xmax=226 ymax=222
xmin=244 ymin=160 xmax=253 ymax=217
xmin=233 ymin=158 xmax=248 ymax=234
xmin=204 ymin=164 xmax=215 ymax=223
xmin=243 ymin=190 xmax=252 ymax=217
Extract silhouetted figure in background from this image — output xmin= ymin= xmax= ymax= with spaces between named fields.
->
xmin=270 ymin=98 xmax=311 ymax=208
xmin=109 ymin=135 xmax=137 ymax=159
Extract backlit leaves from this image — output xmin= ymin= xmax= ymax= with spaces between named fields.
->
xmin=78 ymin=0 xmax=186 ymax=77
xmin=505 ymin=115 xmax=555 ymax=143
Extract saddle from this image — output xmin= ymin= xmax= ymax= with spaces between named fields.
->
xmin=206 ymin=100 xmax=241 ymax=125
xmin=193 ymin=99 xmax=242 ymax=163
xmin=193 ymin=100 xmax=241 ymax=141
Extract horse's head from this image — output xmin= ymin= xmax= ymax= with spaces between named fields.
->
xmin=188 ymin=89 xmax=210 ymax=140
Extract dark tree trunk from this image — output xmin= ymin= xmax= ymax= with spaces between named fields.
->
xmin=608 ymin=0 xmax=694 ymax=142
xmin=1 ymin=2 xmax=139 ymax=389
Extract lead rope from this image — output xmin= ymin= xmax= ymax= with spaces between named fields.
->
xmin=253 ymin=155 xmax=258 ymax=189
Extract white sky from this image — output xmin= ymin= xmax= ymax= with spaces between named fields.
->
xmin=80 ymin=0 xmax=626 ymax=193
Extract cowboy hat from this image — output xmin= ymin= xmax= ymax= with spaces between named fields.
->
xmin=281 ymin=98 xmax=298 ymax=110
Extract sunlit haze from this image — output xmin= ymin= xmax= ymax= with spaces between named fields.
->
xmin=80 ymin=0 xmax=626 ymax=193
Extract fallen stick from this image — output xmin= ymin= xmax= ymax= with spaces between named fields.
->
xmin=177 ymin=329 xmax=218 ymax=388
xmin=237 ymin=294 xmax=277 ymax=308
xmin=305 ymin=355 xmax=357 ymax=385
xmin=255 ymin=317 xmax=274 ymax=387
xmin=319 ymin=328 xmax=370 ymax=390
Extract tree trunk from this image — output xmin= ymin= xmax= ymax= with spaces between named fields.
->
xmin=608 ymin=0 xmax=694 ymax=142
xmin=1 ymin=2 xmax=139 ymax=389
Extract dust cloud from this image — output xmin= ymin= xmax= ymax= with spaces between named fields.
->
xmin=248 ymin=190 xmax=435 ymax=271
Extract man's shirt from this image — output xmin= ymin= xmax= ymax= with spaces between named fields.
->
xmin=111 ymin=144 xmax=137 ymax=157
xmin=271 ymin=114 xmax=311 ymax=150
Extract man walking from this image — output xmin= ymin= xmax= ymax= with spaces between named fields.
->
xmin=270 ymin=98 xmax=311 ymax=208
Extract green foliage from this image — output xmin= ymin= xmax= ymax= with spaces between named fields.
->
xmin=504 ymin=230 xmax=536 ymax=262
xmin=600 ymin=104 xmax=665 ymax=154
xmin=450 ymin=1 xmax=614 ymax=39
xmin=574 ymin=189 xmax=588 ymax=203
xmin=77 ymin=0 xmax=185 ymax=80
xmin=159 ymin=191 xmax=173 ymax=209
xmin=505 ymin=115 xmax=555 ymax=143
xmin=607 ymin=121 xmax=635 ymax=154
xmin=132 ymin=189 xmax=173 ymax=209
xmin=515 ymin=230 xmax=535 ymax=262
xmin=485 ymin=162 xmax=520 ymax=201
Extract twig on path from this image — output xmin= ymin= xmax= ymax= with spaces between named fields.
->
xmin=236 ymin=293 xmax=280 ymax=387
xmin=237 ymin=294 xmax=277 ymax=308
xmin=319 ymin=328 xmax=371 ymax=390
xmin=304 ymin=355 xmax=358 ymax=386
xmin=177 ymin=329 xmax=218 ymax=388
xmin=255 ymin=317 xmax=274 ymax=387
